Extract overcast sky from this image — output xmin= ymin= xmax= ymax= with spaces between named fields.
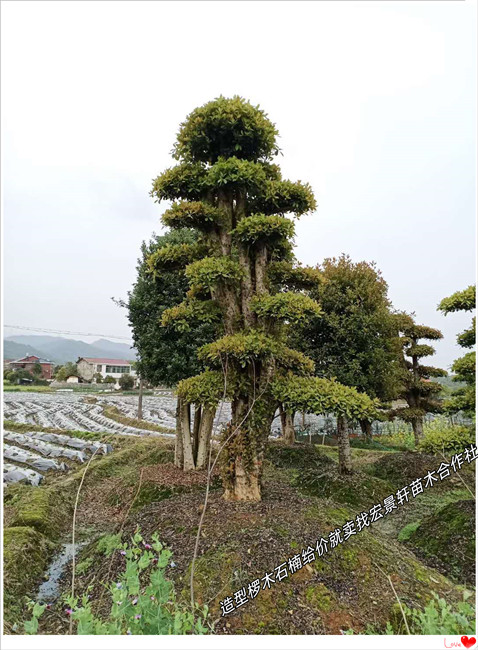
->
xmin=2 ymin=1 xmax=476 ymax=369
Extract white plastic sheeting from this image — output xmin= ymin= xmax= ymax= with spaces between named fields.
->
xmin=3 ymin=462 xmax=44 ymax=486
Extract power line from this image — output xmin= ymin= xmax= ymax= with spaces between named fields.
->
xmin=3 ymin=324 xmax=132 ymax=342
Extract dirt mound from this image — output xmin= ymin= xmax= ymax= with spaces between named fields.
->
xmin=366 ymin=451 xmax=440 ymax=488
xmin=266 ymin=442 xmax=336 ymax=471
xmin=408 ymin=499 xmax=475 ymax=584
xmin=294 ymin=467 xmax=393 ymax=510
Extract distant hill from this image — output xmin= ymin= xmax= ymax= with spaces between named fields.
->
xmin=4 ymin=340 xmax=48 ymax=362
xmin=4 ymin=335 xmax=136 ymax=365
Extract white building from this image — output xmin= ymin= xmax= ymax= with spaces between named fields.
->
xmin=77 ymin=357 xmax=137 ymax=385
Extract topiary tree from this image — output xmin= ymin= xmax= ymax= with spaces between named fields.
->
xmin=149 ymin=96 xmax=377 ymax=498
xmin=393 ymin=315 xmax=447 ymax=445
xmin=438 ymin=285 xmax=476 ymax=417
xmin=291 ymin=255 xmax=402 ymax=444
xmin=118 ymin=374 xmax=135 ymax=391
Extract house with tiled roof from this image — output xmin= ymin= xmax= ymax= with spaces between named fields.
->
xmin=8 ymin=355 xmax=54 ymax=380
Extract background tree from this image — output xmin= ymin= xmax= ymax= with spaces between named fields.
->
xmin=125 ymin=229 xmax=215 ymax=387
xmin=55 ymin=362 xmax=78 ymax=382
xmin=32 ymin=363 xmax=43 ymax=378
xmin=292 ymin=255 xmax=401 ymax=449
xmin=438 ymin=285 xmax=476 ymax=417
xmin=104 ymin=375 xmax=117 ymax=385
xmin=119 ymin=374 xmax=135 ymax=391
xmin=393 ymin=315 xmax=447 ymax=444
xmin=93 ymin=372 xmax=103 ymax=384
xmin=149 ymin=96 xmax=376 ymax=497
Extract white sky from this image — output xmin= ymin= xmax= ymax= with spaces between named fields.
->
xmin=2 ymin=0 xmax=476 ymax=370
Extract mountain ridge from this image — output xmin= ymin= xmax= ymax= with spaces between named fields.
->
xmin=4 ymin=335 xmax=136 ymax=365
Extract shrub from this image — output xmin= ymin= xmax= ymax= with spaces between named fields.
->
xmin=418 ymin=417 xmax=476 ymax=454
xmin=345 ymin=591 xmax=475 ymax=635
xmin=400 ymin=591 xmax=475 ymax=635
xmin=378 ymin=429 xmax=415 ymax=451
xmin=24 ymin=530 xmax=209 ymax=635
xmin=119 ymin=374 xmax=135 ymax=390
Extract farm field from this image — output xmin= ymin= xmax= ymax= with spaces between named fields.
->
xmin=3 ymin=391 xmax=233 ymax=435
xmin=3 ymin=410 xmax=475 ymax=635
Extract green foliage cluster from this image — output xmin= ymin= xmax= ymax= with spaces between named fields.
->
xmin=250 ymin=291 xmax=322 ymax=323
xmin=24 ymin=530 xmax=208 ymax=635
xmin=438 ymin=285 xmax=476 ymax=416
xmin=147 ymin=241 xmax=208 ymax=273
xmin=177 ymin=370 xmax=230 ymax=406
xmin=272 ymin=374 xmax=378 ymax=420
xmin=172 ymin=95 xmax=280 ymax=164
xmin=438 ymin=285 xmax=476 ymax=313
xmin=151 ymin=162 xmax=206 ymax=203
xmin=161 ymin=201 xmax=224 ymax=231
xmin=161 ymin=299 xmax=221 ymax=332
xmin=418 ymin=417 xmax=476 ymax=454
xmin=250 ymin=178 xmax=317 ymax=216
xmin=398 ymin=592 xmax=475 ymax=635
xmin=267 ymin=260 xmax=322 ymax=290
xmin=347 ymin=592 xmax=475 ymax=635
xmin=184 ymin=256 xmax=244 ymax=288
xmin=232 ymin=214 xmax=295 ymax=247
xmin=198 ymin=332 xmax=315 ymax=376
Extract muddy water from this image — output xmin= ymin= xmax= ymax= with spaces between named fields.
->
xmin=37 ymin=541 xmax=88 ymax=602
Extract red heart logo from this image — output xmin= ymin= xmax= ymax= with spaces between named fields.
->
xmin=461 ymin=637 xmax=476 ymax=649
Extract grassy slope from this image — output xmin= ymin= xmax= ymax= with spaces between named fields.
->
xmin=3 ymin=437 xmax=475 ymax=635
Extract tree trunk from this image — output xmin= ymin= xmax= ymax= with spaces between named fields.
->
xmin=337 ymin=415 xmax=352 ymax=475
xmin=196 ymin=406 xmax=215 ymax=470
xmin=411 ymin=417 xmax=424 ymax=446
xmin=222 ymin=391 xmax=275 ymax=501
xmin=255 ymin=244 xmax=268 ymax=294
xmin=359 ymin=419 xmax=373 ymax=443
xmin=192 ymin=405 xmax=202 ymax=463
xmin=283 ymin=411 xmax=295 ymax=445
xmin=137 ymin=378 xmax=144 ymax=420
xmin=174 ymin=399 xmax=184 ymax=468
xmin=224 ymin=454 xmax=262 ymax=501
xmin=181 ymin=401 xmax=195 ymax=471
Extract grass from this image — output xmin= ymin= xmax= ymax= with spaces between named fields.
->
xmin=3 ymin=384 xmax=52 ymax=393
xmin=2 ymin=434 xmax=475 ymax=635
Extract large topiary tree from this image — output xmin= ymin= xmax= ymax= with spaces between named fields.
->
xmin=438 ymin=285 xmax=476 ymax=417
xmin=149 ymin=96 xmax=376 ymax=499
xmin=393 ymin=315 xmax=447 ymax=444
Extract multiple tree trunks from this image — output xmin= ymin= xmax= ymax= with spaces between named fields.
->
xmin=279 ymin=404 xmax=296 ymax=445
xmin=174 ymin=398 xmax=215 ymax=471
xmin=337 ymin=415 xmax=353 ymax=475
